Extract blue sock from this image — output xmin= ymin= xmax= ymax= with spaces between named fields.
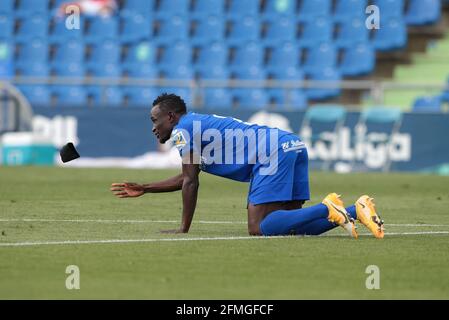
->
xmin=259 ymin=204 xmax=328 ymax=236
xmin=295 ymin=206 xmax=357 ymax=235
xmin=260 ymin=205 xmax=358 ymax=236
xmin=346 ymin=205 xmax=357 ymax=220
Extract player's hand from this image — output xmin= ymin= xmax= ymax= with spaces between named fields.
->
xmin=110 ymin=182 xmax=145 ymax=198
xmin=160 ymin=229 xmax=188 ymax=234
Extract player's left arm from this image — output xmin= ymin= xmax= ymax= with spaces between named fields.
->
xmin=161 ymin=152 xmax=200 ymax=234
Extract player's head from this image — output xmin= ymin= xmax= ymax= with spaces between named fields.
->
xmin=151 ymin=93 xmax=187 ymax=144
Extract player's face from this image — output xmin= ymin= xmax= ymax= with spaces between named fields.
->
xmin=150 ymin=105 xmax=175 ymax=144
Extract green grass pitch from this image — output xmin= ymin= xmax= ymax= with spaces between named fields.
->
xmin=1 ymin=167 xmax=448 ymax=299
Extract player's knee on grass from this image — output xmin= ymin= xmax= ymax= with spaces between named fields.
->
xmin=248 ymin=222 xmax=262 ymax=236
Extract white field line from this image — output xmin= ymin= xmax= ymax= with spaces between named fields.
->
xmin=0 ymin=218 xmax=448 ymax=228
xmin=0 ymin=218 xmax=246 ymax=224
xmin=1 ymin=231 xmax=449 ymax=247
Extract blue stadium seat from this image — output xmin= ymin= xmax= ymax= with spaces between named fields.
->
xmin=372 ymin=0 xmax=404 ymax=17
xmin=195 ymin=42 xmax=228 ymax=67
xmin=157 ymin=0 xmax=190 ymax=15
xmin=443 ymin=77 xmax=449 ymax=103
xmin=405 ymin=0 xmax=441 ymax=26
xmin=372 ymin=16 xmax=407 ymax=51
xmin=53 ymin=86 xmax=88 ymax=107
xmin=302 ymin=43 xmax=337 ymax=73
xmin=232 ymin=66 xmax=266 ymax=80
xmin=412 ymin=96 xmax=443 ymax=112
xmin=52 ymin=0 xmax=73 ymax=9
xmin=301 ymin=105 xmax=347 ymax=170
xmin=53 ymin=40 xmax=85 ymax=64
xmin=120 ymin=14 xmax=153 ymax=43
xmin=156 ymin=15 xmax=190 ymax=41
xmin=160 ymin=41 xmax=192 ymax=66
xmin=264 ymin=15 xmax=297 ymax=43
xmin=442 ymin=91 xmax=449 ymax=103
xmin=16 ymin=63 xmax=50 ymax=77
xmin=124 ymin=41 xmax=157 ymax=66
xmin=271 ymin=89 xmax=308 ymax=110
xmin=306 ymin=68 xmax=342 ymax=100
xmin=264 ymin=0 xmax=297 ymax=16
xmin=299 ymin=17 xmax=333 ymax=47
xmin=89 ymin=63 xmax=122 ymax=77
xmin=121 ymin=0 xmax=154 ymax=16
xmin=267 ymin=66 xmax=305 ymax=80
xmin=231 ymin=42 xmax=264 ymax=67
xmin=193 ymin=0 xmax=226 ymax=15
xmin=18 ymin=85 xmax=51 ymax=106
xmin=339 ymin=42 xmax=375 ymax=76
xmin=162 ymin=65 xmax=194 ymax=80
xmin=159 ymin=87 xmax=193 ymax=106
xmin=196 ymin=65 xmax=230 ymax=80
xmin=17 ymin=39 xmax=49 ymax=65
xmin=88 ymin=40 xmax=121 ymax=65
xmin=125 ymin=63 xmax=160 ymax=78
xmin=335 ymin=17 xmax=369 ymax=47
xmin=125 ymin=87 xmax=159 ymax=107
xmin=299 ymin=0 xmax=332 ymax=18
xmin=52 ymin=63 xmax=86 ymax=77
xmin=192 ymin=15 xmax=225 ymax=43
xmin=267 ymin=41 xmax=301 ymax=67
xmin=0 ymin=41 xmax=13 ymax=79
xmin=233 ymin=89 xmax=270 ymax=109
xmin=0 ymin=63 xmax=13 ymax=79
xmin=229 ymin=0 xmax=260 ymax=16
xmin=0 ymin=0 xmax=15 ymax=15
xmin=86 ymin=17 xmax=119 ymax=42
xmin=203 ymin=88 xmax=233 ymax=109
xmin=0 ymin=41 xmax=13 ymax=64
xmin=51 ymin=18 xmax=85 ymax=42
xmin=16 ymin=16 xmax=49 ymax=42
xmin=0 ymin=14 xmax=14 ymax=39
xmin=356 ymin=107 xmax=403 ymax=172
xmin=228 ymin=16 xmax=261 ymax=43
xmin=87 ymin=86 xmax=124 ymax=107
xmin=16 ymin=0 xmax=50 ymax=17
xmin=334 ymin=0 xmax=367 ymax=20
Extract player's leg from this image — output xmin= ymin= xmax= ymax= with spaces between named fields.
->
xmin=255 ymin=146 xmax=342 ymax=236
xmin=258 ymin=193 xmax=357 ymax=237
xmin=247 ymin=148 xmax=354 ymax=236
xmin=247 ymin=201 xmax=304 ymax=235
xmin=291 ymin=198 xmax=384 ymax=238
xmin=292 ymin=205 xmax=357 ymax=235
xmin=247 ymin=140 xmax=305 ymax=235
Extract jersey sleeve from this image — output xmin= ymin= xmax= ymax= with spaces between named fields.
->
xmin=171 ymin=117 xmax=200 ymax=160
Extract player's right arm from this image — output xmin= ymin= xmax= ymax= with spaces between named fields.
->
xmin=110 ymin=174 xmax=184 ymax=198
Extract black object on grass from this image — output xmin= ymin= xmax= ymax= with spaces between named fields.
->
xmin=60 ymin=143 xmax=80 ymax=163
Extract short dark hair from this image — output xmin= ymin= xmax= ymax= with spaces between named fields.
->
xmin=152 ymin=93 xmax=187 ymax=115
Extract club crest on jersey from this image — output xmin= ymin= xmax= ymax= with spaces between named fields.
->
xmin=171 ymin=130 xmax=187 ymax=150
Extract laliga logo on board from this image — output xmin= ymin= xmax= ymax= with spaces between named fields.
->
xmin=301 ymin=125 xmax=412 ymax=169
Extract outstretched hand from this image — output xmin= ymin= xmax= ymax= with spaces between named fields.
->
xmin=110 ymin=182 xmax=145 ymax=198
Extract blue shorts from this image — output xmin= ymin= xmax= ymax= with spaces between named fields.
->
xmin=248 ymin=135 xmax=310 ymax=205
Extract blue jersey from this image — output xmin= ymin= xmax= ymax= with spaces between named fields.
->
xmin=171 ymin=112 xmax=302 ymax=182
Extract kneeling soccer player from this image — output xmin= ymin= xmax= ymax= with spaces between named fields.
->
xmin=111 ymin=94 xmax=384 ymax=239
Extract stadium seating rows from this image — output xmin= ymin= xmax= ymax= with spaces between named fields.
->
xmin=0 ymin=0 xmax=445 ymax=108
